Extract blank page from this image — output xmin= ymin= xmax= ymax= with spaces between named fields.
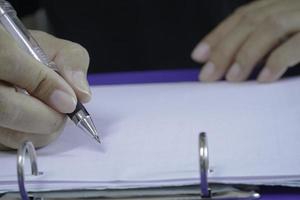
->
xmin=1 ymin=78 xmax=300 ymax=192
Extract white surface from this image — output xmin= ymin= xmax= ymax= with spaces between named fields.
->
xmin=1 ymin=78 xmax=300 ymax=192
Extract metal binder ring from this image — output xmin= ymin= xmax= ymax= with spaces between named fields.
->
xmin=199 ymin=132 xmax=211 ymax=197
xmin=17 ymin=140 xmax=39 ymax=200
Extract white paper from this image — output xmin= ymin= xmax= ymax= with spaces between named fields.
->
xmin=1 ymin=78 xmax=300 ymax=192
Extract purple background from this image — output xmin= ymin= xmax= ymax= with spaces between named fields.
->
xmin=88 ymin=69 xmax=300 ymax=199
xmin=88 ymin=69 xmax=199 ymax=85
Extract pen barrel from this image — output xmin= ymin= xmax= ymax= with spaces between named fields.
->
xmin=0 ymin=0 xmax=57 ymax=71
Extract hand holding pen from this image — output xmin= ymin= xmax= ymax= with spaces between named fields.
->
xmin=0 ymin=2 xmax=99 ymax=149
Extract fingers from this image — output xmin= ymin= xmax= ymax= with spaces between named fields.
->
xmin=191 ymin=0 xmax=277 ymax=63
xmin=227 ymin=11 xmax=300 ymax=81
xmin=0 ymin=125 xmax=63 ymax=150
xmin=0 ymin=82 xmax=66 ymax=150
xmin=54 ymin=41 xmax=91 ymax=103
xmin=191 ymin=0 xmax=300 ymax=82
xmin=191 ymin=12 xmax=242 ymax=63
xmin=0 ymin=83 xmax=66 ymax=134
xmin=198 ymin=3 xmax=270 ymax=81
xmin=258 ymin=33 xmax=300 ymax=82
xmin=31 ymin=31 xmax=91 ymax=103
xmin=0 ymin=27 xmax=77 ymax=113
xmin=199 ymin=21 xmax=255 ymax=81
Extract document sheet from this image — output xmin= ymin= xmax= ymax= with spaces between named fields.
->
xmin=1 ymin=78 xmax=300 ymax=192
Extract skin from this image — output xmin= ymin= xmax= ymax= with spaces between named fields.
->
xmin=191 ymin=0 xmax=300 ymax=83
xmin=0 ymin=29 xmax=91 ymax=150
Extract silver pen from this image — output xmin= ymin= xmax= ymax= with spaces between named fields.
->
xmin=0 ymin=0 xmax=101 ymax=143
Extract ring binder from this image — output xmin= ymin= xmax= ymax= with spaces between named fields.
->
xmin=199 ymin=132 xmax=211 ymax=198
xmin=11 ymin=134 xmax=262 ymax=200
xmin=17 ymin=140 xmax=43 ymax=200
xmin=198 ymin=132 xmax=260 ymax=200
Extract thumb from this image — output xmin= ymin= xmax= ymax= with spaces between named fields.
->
xmin=31 ymin=30 xmax=92 ymax=103
xmin=0 ymin=28 xmax=77 ymax=113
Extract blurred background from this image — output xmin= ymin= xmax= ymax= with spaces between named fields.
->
xmin=14 ymin=0 xmax=299 ymax=78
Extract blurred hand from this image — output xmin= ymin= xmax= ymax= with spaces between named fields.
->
xmin=0 ymin=28 xmax=91 ymax=150
xmin=191 ymin=0 xmax=300 ymax=82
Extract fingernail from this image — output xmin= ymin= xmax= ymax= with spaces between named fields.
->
xmin=191 ymin=43 xmax=210 ymax=62
xmin=226 ymin=63 xmax=241 ymax=81
xmin=50 ymin=90 xmax=77 ymax=113
xmin=200 ymin=62 xmax=215 ymax=81
xmin=258 ymin=68 xmax=271 ymax=82
xmin=67 ymin=70 xmax=91 ymax=95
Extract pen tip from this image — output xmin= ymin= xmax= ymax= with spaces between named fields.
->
xmin=94 ymin=135 xmax=101 ymax=144
xmin=75 ymin=114 xmax=102 ymax=144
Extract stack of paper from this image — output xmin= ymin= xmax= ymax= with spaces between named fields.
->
xmin=1 ymin=78 xmax=300 ymax=193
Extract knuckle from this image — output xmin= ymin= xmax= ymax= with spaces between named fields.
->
xmin=264 ymin=15 xmax=286 ymax=32
xmin=67 ymin=42 xmax=89 ymax=60
xmin=30 ymin=69 xmax=56 ymax=100
xmin=242 ymin=12 xmax=264 ymax=26
xmin=27 ymin=68 xmax=47 ymax=92
xmin=210 ymin=45 xmax=233 ymax=70
xmin=233 ymin=5 xmax=264 ymax=26
xmin=236 ymin=48 xmax=255 ymax=66
xmin=61 ymin=41 xmax=90 ymax=70
xmin=213 ymin=45 xmax=232 ymax=60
